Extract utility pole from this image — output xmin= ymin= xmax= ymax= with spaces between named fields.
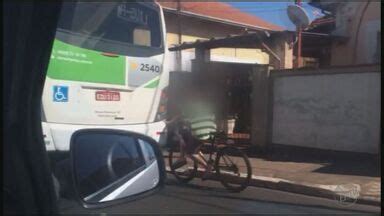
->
xmin=295 ymin=0 xmax=302 ymax=68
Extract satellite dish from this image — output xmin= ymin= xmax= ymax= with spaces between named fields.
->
xmin=287 ymin=5 xmax=310 ymax=29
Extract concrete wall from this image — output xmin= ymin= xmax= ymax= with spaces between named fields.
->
xmin=271 ymin=68 xmax=380 ymax=154
xmin=331 ymin=2 xmax=381 ymax=66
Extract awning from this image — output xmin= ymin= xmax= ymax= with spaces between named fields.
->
xmin=168 ymin=31 xmax=295 ymax=64
xmin=168 ymin=31 xmax=285 ymax=52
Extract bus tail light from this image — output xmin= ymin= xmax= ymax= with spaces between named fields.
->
xmin=155 ymin=88 xmax=168 ymax=122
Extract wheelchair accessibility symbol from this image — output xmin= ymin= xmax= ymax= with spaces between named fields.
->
xmin=53 ymin=86 xmax=68 ymax=102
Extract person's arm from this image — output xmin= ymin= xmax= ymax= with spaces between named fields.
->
xmin=164 ymin=114 xmax=181 ymax=125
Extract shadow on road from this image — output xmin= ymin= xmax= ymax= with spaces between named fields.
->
xmin=159 ymin=192 xmax=249 ymax=214
xmin=246 ymin=145 xmax=380 ymax=177
xmin=165 ymin=177 xmax=378 ymax=214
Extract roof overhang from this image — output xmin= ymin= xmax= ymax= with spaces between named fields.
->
xmin=168 ymin=31 xmax=292 ymax=51
xmin=162 ymin=6 xmax=282 ymax=33
xmin=168 ymin=31 xmax=294 ymax=66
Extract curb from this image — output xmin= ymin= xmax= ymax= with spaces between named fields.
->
xmin=165 ymin=166 xmax=381 ymax=206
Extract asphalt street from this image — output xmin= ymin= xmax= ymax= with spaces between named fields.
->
xmin=59 ymin=175 xmax=380 ymax=214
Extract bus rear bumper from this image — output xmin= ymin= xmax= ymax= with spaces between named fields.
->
xmin=42 ymin=121 xmax=166 ymax=151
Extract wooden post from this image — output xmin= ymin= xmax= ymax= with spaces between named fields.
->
xmin=195 ymin=47 xmax=210 ymax=62
xmin=176 ymin=0 xmax=182 ymax=71
xmin=194 ymin=47 xmax=210 ymax=79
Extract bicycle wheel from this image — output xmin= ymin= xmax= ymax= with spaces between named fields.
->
xmin=168 ymin=145 xmax=197 ymax=183
xmin=215 ymin=146 xmax=252 ymax=192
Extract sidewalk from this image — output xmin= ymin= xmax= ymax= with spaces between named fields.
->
xmin=162 ymin=148 xmax=381 ymax=206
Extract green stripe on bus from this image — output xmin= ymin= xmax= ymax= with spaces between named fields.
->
xmin=144 ymin=77 xmax=160 ymax=88
xmin=46 ymin=39 xmax=125 ymax=85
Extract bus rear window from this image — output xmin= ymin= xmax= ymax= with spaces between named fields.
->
xmin=56 ymin=2 xmax=163 ymax=56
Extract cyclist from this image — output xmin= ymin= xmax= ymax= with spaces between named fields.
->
xmin=170 ymin=89 xmax=217 ymax=179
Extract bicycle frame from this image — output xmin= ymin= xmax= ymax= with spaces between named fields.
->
xmin=198 ymin=134 xmax=221 ymax=166
xmin=169 ymin=130 xmax=251 ymax=192
xmin=198 ymin=134 xmax=239 ymax=173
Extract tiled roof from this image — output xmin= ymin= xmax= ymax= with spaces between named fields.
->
xmin=158 ymin=1 xmax=284 ymax=32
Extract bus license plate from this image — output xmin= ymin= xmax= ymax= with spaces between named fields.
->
xmin=95 ymin=91 xmax=120 ymax=101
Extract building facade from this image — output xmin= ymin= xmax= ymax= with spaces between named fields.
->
xmin=158 ymin=1 xmax=293 ymax=71
xmin=310 ymin=1 xmax=381 ymax=66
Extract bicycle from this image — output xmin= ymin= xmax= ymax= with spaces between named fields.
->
xmin=168 ymin=128 xmax=252 ymax=192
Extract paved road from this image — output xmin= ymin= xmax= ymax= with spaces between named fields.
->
xmin=59 ymin=175 xmax=380 ymax=214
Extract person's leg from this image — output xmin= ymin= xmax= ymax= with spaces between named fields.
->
xmin=198 ymin=150 xmax=205 ymax=159
xmin=189 ymin=142 xmax=213 ymax=177
xmin=171 ymin=130 xmax=188 ymax=169
xmin=179 ymin=136 xmax=186 ymax=158
xmin=183 ymin=130 xmax=213 ymax=177
xmin=188 ymin=153 xmax=213 ymax=180
xmin=191 ymin=153 xmax=208 ymax=168
xmin=173 ymin=132 xmax=185 ymax=156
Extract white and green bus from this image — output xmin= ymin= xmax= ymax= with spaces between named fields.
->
xmin=42 ymin=1 xmax=168 ymax=151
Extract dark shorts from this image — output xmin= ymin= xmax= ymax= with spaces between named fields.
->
xmin=180 ymin=128 xmax=201 ymax=154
